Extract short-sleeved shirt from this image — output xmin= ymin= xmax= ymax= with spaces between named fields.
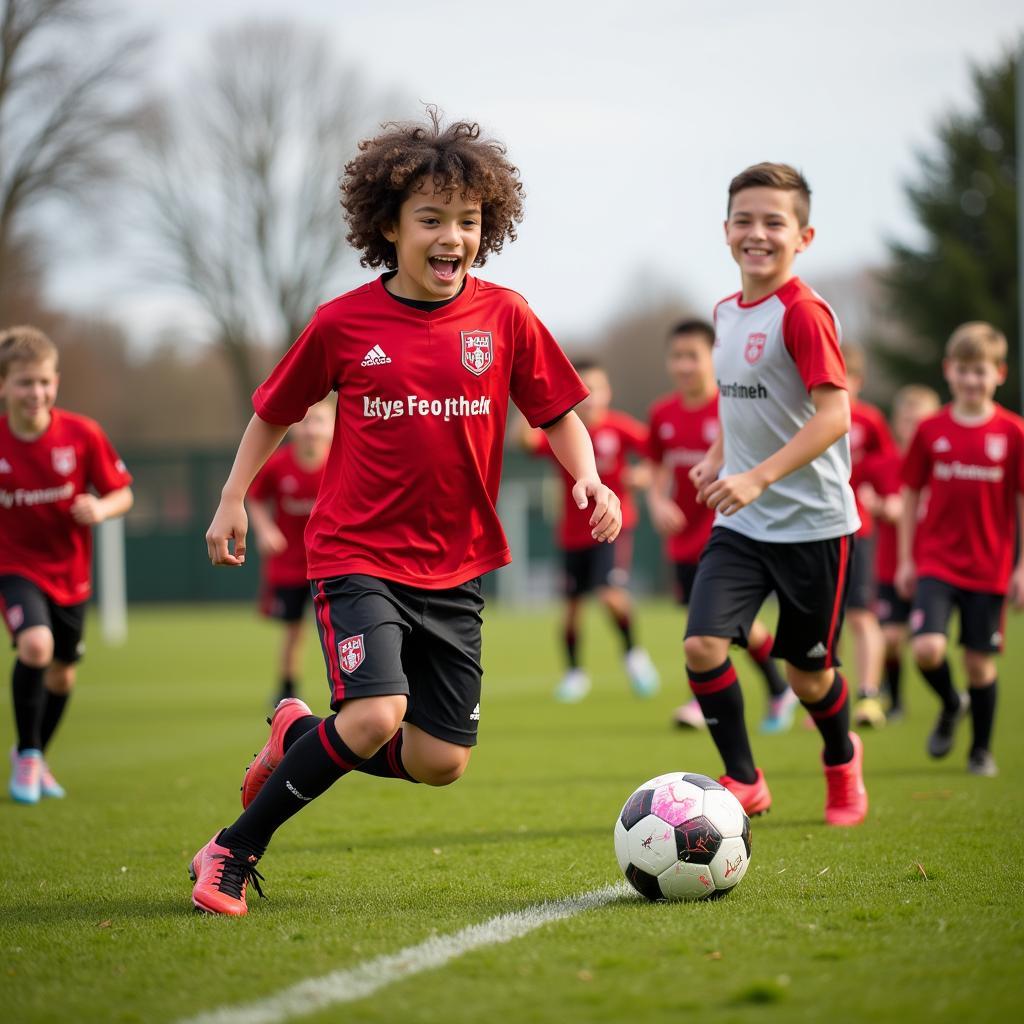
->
xmin=712 ymin=276 xmax=860 ymax=542
xmin=534 ymin=410 xmax=647 ymax=551
xmin=850 ymin=400 xmax=896 ymax=538
xmin=0 ymin=409 xmax=133 ymax=605
xmin=859 ymin=449 xmax=902 ymax=585
xmin=249 ymin=444 xmax=325 ymax=587
xmin=252 ymin=274 xmax=588 ymax=589
xmin=647 ymin=392 xmax=719 ymax=563
xmin=902 ymin=404 xmax=1024 ymax=593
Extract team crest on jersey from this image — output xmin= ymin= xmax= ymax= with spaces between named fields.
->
xmin=461 ymin=331 xmax=493 ymax=376
xmin=51 ymin=446 xmax=76 ymax=476
xmin=984 ymin=434 xmax=1007 ymax=462
xmin=744 ymin=332 xmax=766 ymax=365
xmin=338 ymin=634 xmax=365 ymax=674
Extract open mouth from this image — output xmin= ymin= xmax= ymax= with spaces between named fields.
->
xmin=429 ymin=255 xmax=461 ymax=282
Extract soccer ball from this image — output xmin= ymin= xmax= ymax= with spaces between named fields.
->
xmin=614 ymin=772 xmax=751 ymax=901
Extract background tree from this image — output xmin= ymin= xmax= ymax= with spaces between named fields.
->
xmin=877 ymin=45 xmax=1019 ymax=408
xmin=0 ymin=0 xmax=146 ymax=319
xmin=140 ymin=22 xmax=379 ymax=421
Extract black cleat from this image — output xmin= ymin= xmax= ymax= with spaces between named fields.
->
xmin=927 ymin=693 xmax=969 ymax=759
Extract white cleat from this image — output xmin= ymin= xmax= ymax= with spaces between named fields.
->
xmin=625 ymin=647 xmax=660 ymax=698
xmin=554 ymin=669 xmax=591 ymax=704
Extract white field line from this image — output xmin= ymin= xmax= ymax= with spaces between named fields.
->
xmin=179 ymin=882 xmax=631 ymax=1024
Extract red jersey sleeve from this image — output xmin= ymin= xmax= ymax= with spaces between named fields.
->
xmin=253 ymin=310 xmax=333 ymax=425
xmin=509 ymin=304 xmax=589 ymax=428
xmin=85 ymin=421 xmax=133 ymax=495
xmin=901 ymin=423 xmax=931 ymax=491
xmin=616 ymin=413 xmax=649 ymax=455
xmin=782 ymin=300 xmax=847 ymax=393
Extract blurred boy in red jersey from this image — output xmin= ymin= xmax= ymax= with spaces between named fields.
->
xmin=248 ymin=399 xmax=334 ymax=705
xmin=897 ymin=323 xmax=1024 ymax=777
xmin=523 ymin=360 xmax=658 ymax=702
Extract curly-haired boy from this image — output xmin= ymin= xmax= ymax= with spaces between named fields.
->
xmin=188 ymin=110 xmax=622 ymax=915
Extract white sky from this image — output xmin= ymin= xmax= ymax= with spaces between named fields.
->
xmin=48 ymin=0 xmax=1024 ymax=346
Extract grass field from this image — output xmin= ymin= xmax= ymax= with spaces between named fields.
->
xmin=3 ymin=599 xmax=1023 ymax=1024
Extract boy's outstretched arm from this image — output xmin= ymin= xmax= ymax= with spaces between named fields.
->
xmin=698 ymin=384 xmax=850 ymax=515
xmin=207 ymin=414 xmax=290 ymax=566
xmin=543 ymin=411 xmax=622 ymax=542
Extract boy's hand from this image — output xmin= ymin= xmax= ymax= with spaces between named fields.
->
xmin=699 ymin=470 xmax=765 ymax=516
xmin=649 ymin=494 xmax=685 ymax=536
xmin=572 ymin=477 xmax=621 ymax=543
xmin=856 ymin=482 xmax=881 ymax=515
xmin=689 ymin=456 xmax=721 ymax=493
xmin=70 ymin=493 xmax=106 ymax=525
xmin=895 ymin=560 xmax=916 ymax=601
xmin=255 ymin=526 xmax=288 ymax=558
xmin=1010 ymin=566 xmax=1024 ymax=610
xmin=206 ymin=497 xmax=248 ymax=566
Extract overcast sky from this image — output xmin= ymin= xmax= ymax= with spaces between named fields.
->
xmin=49 ymin=0 xmax=1024 ymax=346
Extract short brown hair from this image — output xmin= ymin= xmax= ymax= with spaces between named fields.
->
xmin=893 ymin=384 xmax=940 ymax=417
xmin=945 ymin=321 xmax=1007 ymax=366
xmin=668 ymin=319 xmax=715 ymax=348
xmin=341 ymin=107 xmax=525 ymax=270
xmin=0 ymin=325 xmax=58 ymax=378
xmin=727 ymin=162 xmax=811 ymax=228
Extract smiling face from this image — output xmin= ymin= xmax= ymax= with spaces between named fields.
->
xmin=0 ymin=357 xmax=58 ymax=436
xmin=724 ymin=187 xmax=814 ymax=301
xmin=381 ymin=181 xmax=483 ymax=302
xmin=666 ymin=332 xmax=715 ymax=402
xmin=943 ymin=357 xmax=1005 ymax=417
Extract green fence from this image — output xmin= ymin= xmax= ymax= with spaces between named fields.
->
xmin=114 ymin=447 xmax=671 ymax=603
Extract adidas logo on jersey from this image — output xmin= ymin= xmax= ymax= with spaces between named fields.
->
xmin=805 ymin=641 xmax=828 ymax=658
xmin=933 ymin=436 xmax=952 ymax=453
xmin=0 ymin=458 xmax=10 ymax=473
xmin=470 ymin=703 xmax=480 ymax=721
xmin=361 ymin=344 xmax=392 ymax=367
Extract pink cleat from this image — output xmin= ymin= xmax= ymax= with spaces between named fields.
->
xmin=241 ymin=698 xmax=313 ymax=808
xmin=824 ymin=732 xmax=868 ymax=826
xmin=719 ymin=768 xmax=772 ymax=816
xmin=189 ymin=831 xmax=264 ymax=916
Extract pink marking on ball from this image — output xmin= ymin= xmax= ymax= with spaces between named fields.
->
xmin=651 ymin=783 xmax=699 ymax=826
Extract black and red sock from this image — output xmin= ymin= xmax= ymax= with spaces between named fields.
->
xmin=747 ymin=633 xmax=787 ymax=698
xmin=610 ymin=610 xmax=635 ymax=654
xmin=802 ymin=672 xmax=854 ymax=766
xmin=968 ymin=681 xmax=996 ymax=754
xmin=11 ymin=660 xmax=44 ymax=752
xmin=357 ymin=730 xmax=418 ymax=782
xmin=687 ymin=659 xmax=756 ymax=784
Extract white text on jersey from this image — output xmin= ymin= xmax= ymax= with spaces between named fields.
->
xmin=363 ymin=394 xmax=493 ymax=423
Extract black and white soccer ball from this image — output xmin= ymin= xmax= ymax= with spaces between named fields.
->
xmin=614 ymin=772 xmax=751 ymax=901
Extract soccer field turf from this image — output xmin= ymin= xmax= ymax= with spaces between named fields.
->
xmin=3 ymin=600 xmax=1023 ymax=1024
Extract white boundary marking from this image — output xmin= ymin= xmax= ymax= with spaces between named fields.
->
xmin=179 ymin=882 xmax=631 ymax=1024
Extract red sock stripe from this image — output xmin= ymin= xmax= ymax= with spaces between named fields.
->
xmin=688 ymin=663 xmax=738 ymax=696
xmin=385 ymin=733 xmax=402 ymax=778
xmin=749 ymin=634 xmax=774 ymax=663
xmin=824 ymin=535 xmax=849 ymax=669
xmin=317 ymin=719 xmax=358 ymax=772
xmin=314 ymin=581 xmax=345 ymax=703
xmin=810 ymin=674 xmax=848 ymax=721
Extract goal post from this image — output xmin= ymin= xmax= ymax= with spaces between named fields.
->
xmin=97 ymin=516 xmax=128 ymax=645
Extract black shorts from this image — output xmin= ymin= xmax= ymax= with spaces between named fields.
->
xmin=562 ymin=536 xmax=630 ymax=597
xmin=685 ymin=527 xmax=853 ymax=672
xmin=311 ymin=573 xmax=484 ymax=746
xmin=910 ymin=576 xmax=1006 ymax=653
xmin=0 ymin=575 xmax=87 ymax=664
xmin=673 ymin=562 xmax=699 ymax=606
xmin=846 ymin=534 xmax=876 ymax=612
xmin=260 ymin=583 xmax=311 ymax=623
xmin=874 ymin=582 xmax=911 ymax=626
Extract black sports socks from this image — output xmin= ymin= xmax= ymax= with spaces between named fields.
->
xmin=687 ymin=659 xmax=756 ymax=783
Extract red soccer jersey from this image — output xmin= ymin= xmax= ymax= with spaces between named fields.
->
xmin=850 ymin=400 xmax=896 ymax=538
xmin=859 ymin=449 xmax=902 ymax=585
xmin=534 ymin=410 xmax=647 ymax=550
xmin=249 ymin=444 xmax=325 ymax=587
xmin=902 ymin=404 xmax=1024 ymax=593
xmin=647 ymin=392 xmax=719 ymax=563
xmin=252 ymin=275 xmax=588 ymax=589
xmin=0 ymin=409 xmax=132 ymax=605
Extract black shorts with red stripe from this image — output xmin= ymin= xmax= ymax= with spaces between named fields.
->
xmin=311 ymin=573 xmax=484 ymax=747
xmin=259 ymin=582 xmax=311 ymax=623
xmin=684 ymin=527 xmax=854 ymax=672
xmin=910 ymin=576 xmax=1006 ymax=653
xmin=0 ymin=574 xmax=87 ymax=664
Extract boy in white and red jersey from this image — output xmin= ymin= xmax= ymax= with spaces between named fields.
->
xmin=248 ymin=399 xmax=334 ymax=705
xmin=188 ymin=112 xmax=622 ymax=915
xmin=646 ymin=319 xmax=796 ymax=733
xmin=0 ymin=326 xmax=133 ymax=804
xmin=524 ymin=359 xmax=658 ymax=702
xmin=897 ymin=323 xmax=1024 ymax=777
xmin=684 ymin=163 xmax=866 ymax=827
xmin=858 ymin=385 xmax=939 ymax=719
xmin=843 ymin=344 xmax=897 ymax=729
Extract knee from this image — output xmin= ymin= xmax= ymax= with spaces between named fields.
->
xmin=45 ymin=664 xmax=76 ymax=695
xmin=912 ymin=634 xmax=946 ymax=669
xmin=16 ymin=628 xmax=53 ymax=668
xmin=417 ymin=750 xmax=471 ymax=787
xmin=786 ymin=666 xmax=831 ymax=703
xmin=963 ymin=652 xmax=995 ymax=686
xmin=340 ymin=695 xmax=407 ymax=753
xmin=684 ymin=635 xmax=727 ymax=672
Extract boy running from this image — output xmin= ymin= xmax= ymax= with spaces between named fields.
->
xmin=248 ymin=399 xmax=334 ymax=705
xmin=523 ymin=360 xmax=658 ymax=702
xmin=897 ymin=323 xmax=1024 ymax=777
xmin=189 ymin=112 xmax=621 ymax=915
xmin=0 ymin=326 xmax=133 ymax=804
xmin=646 ymin=319 xmax=796 ymax=733
xmin=684 ymin=163 xmax=866 ymax=826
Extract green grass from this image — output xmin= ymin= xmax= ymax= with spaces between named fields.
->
xmin=2 ymin=599 xmax=1023 ymax=1024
